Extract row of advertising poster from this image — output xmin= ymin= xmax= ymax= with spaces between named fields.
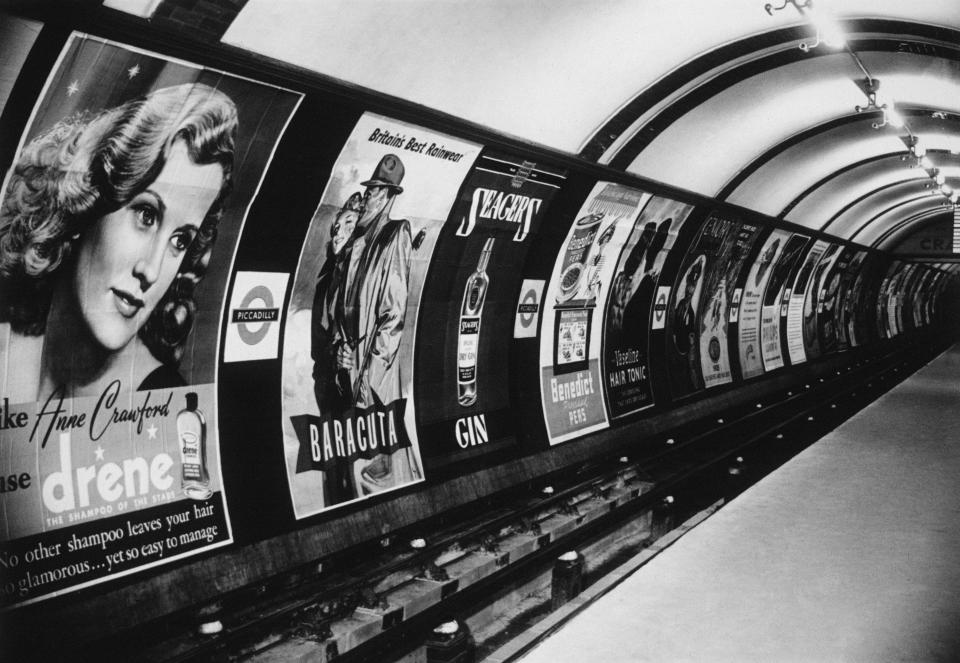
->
xmin=0 ymin=33 xmax=948 ymax=607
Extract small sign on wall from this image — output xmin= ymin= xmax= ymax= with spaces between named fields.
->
xmin=224 ymin=271 xmax=290 ymax=362
xmin=514 ymin=279 xmax=545 ymax=338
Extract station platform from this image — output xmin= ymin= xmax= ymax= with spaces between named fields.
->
xmin=516 ymin=344 xmax=960 ymax=663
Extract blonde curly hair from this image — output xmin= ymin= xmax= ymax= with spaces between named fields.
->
xmin=0 ymin=83 xmax=237 ymax=364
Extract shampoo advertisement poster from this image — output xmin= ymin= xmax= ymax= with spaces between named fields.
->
xmin=279 ymin=112 xmax=480 ymax=517
xmin=0 ymin=35 xmax=302 ymax=606
xmin=539 ymin=182 xmax=649 ymax=444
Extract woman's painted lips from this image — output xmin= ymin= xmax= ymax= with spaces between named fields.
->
xmin=111 ymin=288 xmax=145 ymax=318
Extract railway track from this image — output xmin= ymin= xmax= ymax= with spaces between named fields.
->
xmin=68 ymin=335 xmax=946 ymax=663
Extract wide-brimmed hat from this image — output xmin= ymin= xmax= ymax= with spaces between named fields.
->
xmin=360 ymin=154 xmax=405 ymax=193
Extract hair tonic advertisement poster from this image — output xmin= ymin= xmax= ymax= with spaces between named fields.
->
xmin=785 ymin=239 xmax=829 ymax=365
xmin=760 ymin=234 xmax=809 ymax=372
xmin=415 ymin=152 xmax=565 ymax=468
xmin=281 ymin=112 xmax=481 ymax=518
xmin=0 ymin=34 xmax=302 ymax=606
xmin=539 ymin=182 xmax=650 ymax=445
xmin=602 ymin=196 xmax=692 ymax=419
xmin=738 ymin=229 xmax=789 ymax=380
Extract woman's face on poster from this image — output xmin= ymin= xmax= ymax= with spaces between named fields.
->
xmin=332 ymin=210 xmax=359 ymax=254
xmin=71 ymin=141 xmax=224 ymax=352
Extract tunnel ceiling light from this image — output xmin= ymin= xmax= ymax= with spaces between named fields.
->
xmin=914 ymin=137 xmax=927 ymax=157
xmin=886 ymin=106 xmax=905 ymax=129
xmin=805 ymin=5 xmax=846 ymax=49
xmin=764 ymin=0 xmax=846 ymax=51
xmin=764 ymin=0 xmax=938 ymax=195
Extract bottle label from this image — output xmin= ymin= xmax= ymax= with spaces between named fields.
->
xmin=458 ymin=317 xmax=480 ymax=381
xmin=181 ymin=431 xmax=201 ymax=479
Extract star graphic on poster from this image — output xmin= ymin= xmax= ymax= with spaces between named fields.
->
xmin=94 ymin=446 xmax=105 ymax=461
xmin=66 ymin=80 xmax=80 ymax=96
xmin=147 ymin=424 xmax=158 ymax=440
xmin=127 ymin=64 xmax=140 ymax=79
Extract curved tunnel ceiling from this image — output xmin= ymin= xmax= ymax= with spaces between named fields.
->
xmin=210 ymin=1 xmax=960 ymax=249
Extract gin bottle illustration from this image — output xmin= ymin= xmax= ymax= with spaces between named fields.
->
xmin=458 ymin=236 xmax=495 ymax=406
xmin=178 ymin=392 xmax=212 ymax=500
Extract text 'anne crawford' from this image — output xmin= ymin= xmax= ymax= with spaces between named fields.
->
xmin=21 ymin=380 xmax=172 ymax=448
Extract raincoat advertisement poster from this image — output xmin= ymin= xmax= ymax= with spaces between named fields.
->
xmin=602 ymin=197 xmax=693 ymax=419
xmin=415 ymin=152 xmax=566 ymax=468
xmin=737 ymin=229 xmax=789 ymax=380
xmin=539 ymin=183 xmax=649 ymax=445
xmin=0 ymin=34 xmax=302 ymax=606
xmin=281 ymin=112 xmax=480 ymax=518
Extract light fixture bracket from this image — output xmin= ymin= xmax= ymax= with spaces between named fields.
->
xmin=852 ymin=77 xmax=892 ymax=128
xmin=764 ymin=0 xmax=813 ymax=15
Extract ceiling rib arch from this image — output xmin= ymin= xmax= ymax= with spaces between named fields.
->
xmin=880 ymin=210 xmax=951 ymax=250
xmin=875 ymin=209 xmax=950 ymax=249
xmin=779 ymin=150 xmax=960 ymax=219
xmin=594 ymin=22 xmax=960 ymax=169
xmin=821 ymin=177 xmax=934 ymax=231
xmin=849 ymin=195 xmax=949 ymax=243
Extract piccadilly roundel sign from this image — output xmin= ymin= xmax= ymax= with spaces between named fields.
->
xmin=651 ymin=286 xmax=671 ymax=329
xmin=224 ymin=272 xmax=290 ymax=362
xmin=514 ymin=279 xmax=545 ymax=338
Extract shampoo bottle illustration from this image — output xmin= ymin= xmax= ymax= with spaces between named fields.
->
xmin=178 ymin=392 xmax=212 ymax=500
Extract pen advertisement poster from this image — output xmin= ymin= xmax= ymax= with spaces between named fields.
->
xmin=602 ymin=196 xmax=692 ymax=419
xmin=785 ymin=239 xmax=828 ymax=365
xmin=0 ymin=34 xmax=302 ymax=606
xmin=759 ymin=234 xmax=808 ymax=371
xmin=280 ymin=112 xmax=481 ymax=517
xmin=738 ymin=229 xmax=789 ymax=380
xmin=801 ymin=243 xmax=839 ymax=361
xmin=415 ymin=152 xmax=566 ymax=468
xmin=539 ymin=182 xmax=649 ymax=445
xmin=697 ymin=215 xmax=762 ymax=389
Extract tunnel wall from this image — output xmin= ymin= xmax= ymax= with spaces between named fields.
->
xmin=0 ymin=7 xmax=955 ymax=639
